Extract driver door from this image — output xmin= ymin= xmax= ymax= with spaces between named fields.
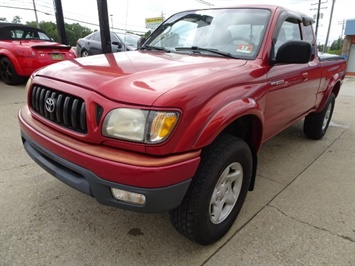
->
xmin=263 ymin=16 xmax=319 ymax=140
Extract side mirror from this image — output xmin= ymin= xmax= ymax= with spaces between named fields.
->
xmin=112 ymin=41 xmax=122 ymax=49
xmin=275 ymin=41 xmax=312 ymax=64
xmin=137 ymin=37 xmax=146 ymax=48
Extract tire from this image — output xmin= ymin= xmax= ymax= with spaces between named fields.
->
xmin=0 ymin=57 xmax=25 ymax=85
xmin=304 ymin=93 xmax=335 ymax=140
xmin=81 ymin=50 xmax=89 ymax=57
xmin=169 ymin=134 xmax=252 ymax=245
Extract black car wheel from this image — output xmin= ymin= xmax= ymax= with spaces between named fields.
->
xmin=0 ymin=57 xmax=25 ymax=85
xmin=169 ymin=134 xmax=252 ymax=245
xmin=81 ymin=50 xmax=89 ymax=57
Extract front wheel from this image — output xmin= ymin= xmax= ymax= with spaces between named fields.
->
xmin=169 ymin=134 xmax=252 ymax=245
xmin=304 ymin=93 xmax=335 ymax=140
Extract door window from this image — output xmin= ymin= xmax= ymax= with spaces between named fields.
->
xmin=93 ymin=33 xmax=101 ymax=41
xmin=274 ymin=19 xmax=302 ymax=56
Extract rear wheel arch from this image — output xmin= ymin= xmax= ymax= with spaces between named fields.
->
xmin=0 ymin=56 xmax=25 ymax=85
xmin=317 ymin=79 xmax=341 ymax=112
xmin=0 ymin=52 xmax=21 ymax=72
xmin=331 ymin=80 xmax=341 ymax=98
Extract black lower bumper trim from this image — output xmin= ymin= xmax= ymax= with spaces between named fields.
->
xmin=21 ymin=130 xmax=191 ymax=213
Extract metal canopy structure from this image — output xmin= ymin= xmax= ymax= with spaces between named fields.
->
xmin=53 ymin=0 xmax=112 ymax=53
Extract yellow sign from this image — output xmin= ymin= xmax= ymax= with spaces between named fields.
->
xmin=145 ymin=17 xmax=163 ymax=29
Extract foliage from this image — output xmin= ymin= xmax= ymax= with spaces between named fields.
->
xmin=0 ymin=17 xmax=7 ymax=22
xmin=327 ymin=37 xmax=343 ymax=55
xmin=144 ymin=30 xmax=152 ymax=38
xmin=318 ymin=37 xmax=344 ymax=55
xmin=66 ymin=23 xmax=93 ymax=46
xmin=25 ymin=20 xmax=93 ymax=46
xmin=12 ymin=16 xmax=21 ymax=24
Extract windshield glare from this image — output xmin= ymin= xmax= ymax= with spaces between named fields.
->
xmin=146 ymin=8 xmax=270 ymax=59
xmin=117 ymin=33 xmax=140 ymax=48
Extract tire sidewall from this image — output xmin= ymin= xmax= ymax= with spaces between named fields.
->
xmin=191 ymin=137 xmax=252 ymax=244
xmin=304 ymin=93 xmax=335 ymax=140
xmin=320 ymin=94 xmax=335 ymax=135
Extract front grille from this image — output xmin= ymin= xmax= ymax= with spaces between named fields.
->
xmin=30 ymin=85 xmax=87 ymax=133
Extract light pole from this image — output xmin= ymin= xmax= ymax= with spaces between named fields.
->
xmin=110 ymin=14 xmax=113 ymax=30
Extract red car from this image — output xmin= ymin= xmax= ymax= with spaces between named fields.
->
xmin=0 ymin=23 xmax=76 ymax=85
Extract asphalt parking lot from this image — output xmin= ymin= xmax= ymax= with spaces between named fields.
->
xmin=1 ymin=77 xmax=354 ymax=265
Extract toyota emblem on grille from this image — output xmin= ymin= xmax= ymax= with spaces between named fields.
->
xmin=45 ymin=98 xmax=55 ymax=113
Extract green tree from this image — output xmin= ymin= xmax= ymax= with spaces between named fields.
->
xmin=65 ymin=23 xmax=92 ymax=46
xmin=328 ymin=37 xmax=343 ymax=55
xmin=318 ymin=44 xmax=324 ymax=52
xmin=12 ymin=16 xmax=21 ymax=24
xmin=25 ymin=20 xmax=93 ymax=46
xmin=144 ymin=30 xmax=151 ymax=38
xmin=0 ymin=17 xmax=7 ymax=22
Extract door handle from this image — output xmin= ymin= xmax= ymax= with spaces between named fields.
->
xmin=302 ymin=72 xmax=309 ymax=81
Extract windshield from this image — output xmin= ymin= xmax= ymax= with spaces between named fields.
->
xmin=117 ymin=33 xmax=140 ymax=48
xmin=144 ymin=8 xmax=270 ymax=59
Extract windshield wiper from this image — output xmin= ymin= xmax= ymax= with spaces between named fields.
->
xmin=175 ymin=46 xmax=238 ymax=58
xmin=140 ymin=45 xmax=171 ymax=53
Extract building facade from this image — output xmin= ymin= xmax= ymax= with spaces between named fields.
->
xmin=342 ymin=19 xmax=355 ymax=75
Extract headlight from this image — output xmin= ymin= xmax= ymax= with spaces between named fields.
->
xmin=102 ymin=108 xmax=179 ymax=143
xmin=102 ymin=108 xmax=148 ymax=142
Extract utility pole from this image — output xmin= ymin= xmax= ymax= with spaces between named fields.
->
xmin=315 ymin=0 xmax=321 ymax=38
xmin=110 ymin=14 xmax=113 ymax=30
xmin=32 ymin=0 xmax=40 ymax=28
xmin=53 ymin=0 xmax=68 ymax=45
xmin=97 ymin=0 xmax=112 ymax=54
xmin=338 ymin=19 xmax=345 ymax=38
xmin=323 ymin=0 xmax=336 ymax=53
xmin=310 ymin=0 xmax=328 ymax=40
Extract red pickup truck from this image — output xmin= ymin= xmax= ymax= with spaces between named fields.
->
xmin=19 ymin=5 xmax=346 ymax=245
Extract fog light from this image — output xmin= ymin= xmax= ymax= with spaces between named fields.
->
xmin=111 ymin=188 xmax=146 ymax=205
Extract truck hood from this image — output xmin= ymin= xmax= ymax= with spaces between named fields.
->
xmin=36 ymin=51 xmax=246 ymax=105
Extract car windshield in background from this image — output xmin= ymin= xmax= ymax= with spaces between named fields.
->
xmin=116 ymin=33 xmax=140 ymax=48
xmin=0 ymin=27 xmax=52 ymax=41
xmin=144 ymin=8 xmax=271 ymax=59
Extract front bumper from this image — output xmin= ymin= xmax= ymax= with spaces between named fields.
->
xmin=19 ymin=106 xmax=201 ymax=212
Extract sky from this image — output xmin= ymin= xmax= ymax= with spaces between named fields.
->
xmin=1 ymin=0 xmax=354 ymax=45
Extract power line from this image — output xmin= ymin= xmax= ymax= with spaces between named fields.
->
xmin=0 ymin=4 xmax=146 ymax=34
